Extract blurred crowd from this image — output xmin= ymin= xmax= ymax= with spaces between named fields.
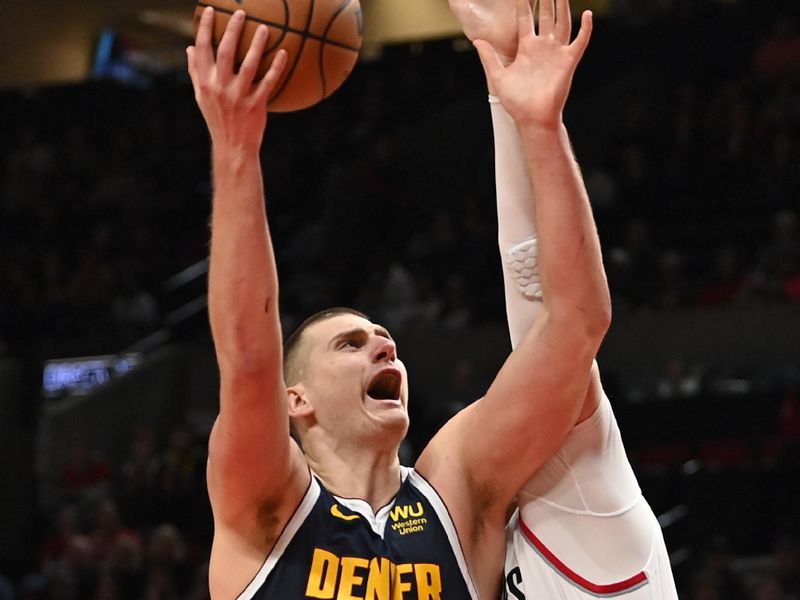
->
xmin=6 ymin=424 xmax=211 ymax=600
xmin=1 ymin=382 xmax=798 ymax=600
xmin=1 ymin=3 xmax=799 ymax=362
xmin=0 ymin=0 xmax=799 ymax=598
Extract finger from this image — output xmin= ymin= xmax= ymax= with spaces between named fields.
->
xmin=516 ymin=0 xmax=535 ymax=39
xmin=554 ymin=0 xmax=572 ymax=44
xmin=569 ymin=10 xmax=593 ymax=63
xmin=255 ymin=49 xmax=289 ymax=103
xmin=217 ymin=10 xmax=246 ymax=77
xmin=538 ymin=0 xmax=555 ymax=37
xmin=194 ymin=6 xmax=215 ymax=74
xmin=238 ymin=24 xmax=269 ymax=86
xmin=186 ymin=46 xmax=196 ymax=80
xmin=474 ymin=40 xmax=506 ymax=85
xmin=186 ymin=47 xmax=204 ymax=100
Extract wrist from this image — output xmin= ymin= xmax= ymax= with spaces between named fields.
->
xmin=212 ymin=145 xmax=262 ymax=181
xmin=212 ymin=141 xmax=261 ymax=165
xmin=514 ymin=114 xmax=565 ymax=136
xmin=484 ymin=52 xmax=513 ymax=95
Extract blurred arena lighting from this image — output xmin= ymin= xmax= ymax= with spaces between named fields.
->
xmin=42 ymin=354 xmax=141 ymax=399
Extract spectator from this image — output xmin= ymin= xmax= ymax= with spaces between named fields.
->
xmin=40 ymin=504 xmax=81 ymax=576
xmin=696 ymin=247 xmax=748 ymax=307
xmin=60 ymin=441 xmax=112 ymax=502
xmin=752 ymin=210 xmax=800 ymax=301
xmin=89 ymin=498 xmax=142 ymax=566
xmin=752 ymin=17 xmax=800 ymax=80
xmin=694 ymin=536 xmax=748 ymax=600
xmin=144 ymin=524 xmax=192 ymax=600
xmin=157 ymin=423 xmax=206 ymax=536
xmin=751 ymin=574 xmax=786 ymax=600
xmin=118 ymin=426 xmax=161 ymax=529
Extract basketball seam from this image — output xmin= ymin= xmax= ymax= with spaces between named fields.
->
xmin=317 ymin=0 xmax=354 ymax=101
xmin=265 ymin=0 xmax=290 ymax=53
xmin=196 ymin=1 xmax=360 ymax=52
xmin=269 ymin=0 xmax=315 ymax=105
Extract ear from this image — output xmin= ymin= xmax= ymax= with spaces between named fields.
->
xmin=287 ymin=384 xmax=315 ymax=419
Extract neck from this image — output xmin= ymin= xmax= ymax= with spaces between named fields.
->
xmin=303 ymin=435 xmax=403 ymax=513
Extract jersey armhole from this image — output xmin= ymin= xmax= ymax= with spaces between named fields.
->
xmin=407 ymin=469 xmax=481 ymax=600
xmin=235 ymin=474 xmax=321 ymax=600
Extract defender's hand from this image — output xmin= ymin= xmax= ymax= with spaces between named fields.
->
xmin=475 ymin=0 xmax=592 ymax=129
xmin=187 ymin=7 xmax=288 ymax=153
xmin=449 ymin=0 xmax=518 ymax=64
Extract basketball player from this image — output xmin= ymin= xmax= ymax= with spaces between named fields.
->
xmin=448 ymin=0 xmax=680 ymax=596
xmin=186 ymin=3 xmax=609 ymax=599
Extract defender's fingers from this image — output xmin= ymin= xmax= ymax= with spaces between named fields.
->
xmin=256 ymin=49 xmax=289 ymax=102
xmin=217 ymin=10 xmax=247 ymax=75
xmin=538 ymin=0 xmax=555 ymax=37
xmin=194 ymin=6 xmax=215 ymax=73
xmin=517 ymin=0 xmax=535 ymax=39
xmin=186 ymin=46 xmax=197 ymax=82
xmin=569 ymin=10 xmax=593 ymax=63
xmin=474 ymin=40 xmax=506 ymax=84
xmin=238 ymin=24 xmax=269 ymax=84
xmin=554 ymin=0 xmax=572 ymax=43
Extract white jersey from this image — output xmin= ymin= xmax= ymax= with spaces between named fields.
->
xmin=504 ymin=395 xmax=678 ymax=599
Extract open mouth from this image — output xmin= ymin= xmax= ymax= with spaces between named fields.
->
xmin=366 ymin=370 xmax=402 ymax=401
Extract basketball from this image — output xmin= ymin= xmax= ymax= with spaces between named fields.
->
xmin=194 ymin=0 xmax=363 ymax=112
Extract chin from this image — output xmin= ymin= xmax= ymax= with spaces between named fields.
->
xmin=370 ymin=410 xmax=409 ymax=441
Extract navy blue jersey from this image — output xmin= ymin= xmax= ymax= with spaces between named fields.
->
xmin=236 ymin=467 xmax=479 ymax=600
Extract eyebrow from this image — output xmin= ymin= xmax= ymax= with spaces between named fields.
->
xmin=329 ymin=326 xmax=393 ymax=347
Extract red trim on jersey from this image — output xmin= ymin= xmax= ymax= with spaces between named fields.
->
xmin=518 ymin=517 xmax=649 ymax=596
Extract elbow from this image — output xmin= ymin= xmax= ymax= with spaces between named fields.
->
xmin=589 ymin=303 xmax=612 ymax=343
xmin=551 ymin=294 xmax=611 ymax=348
xmin=211 ymin=314 xmax=282 ymax=373
xmin=220 ymin=349 xmax=271 ymax=377
xmin=584 ymin=289 xmax=612 ymax=343
xmin=593 ymin=290 xmax=613 ymax=336
xmin=215 ymin=335 xmax=282 ymax=380
xmin=580 ymin=276 xmax=612 ymax=342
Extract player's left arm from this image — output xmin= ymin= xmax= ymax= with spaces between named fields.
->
xmin=419 ymin=0 xmax=608 ymax=531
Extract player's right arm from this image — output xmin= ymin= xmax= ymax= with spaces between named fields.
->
xmin=187 ymin=6 xmax=308 ymax=559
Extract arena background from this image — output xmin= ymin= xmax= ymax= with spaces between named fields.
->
xmin=1 ymin=0 xmax=799 ymax=598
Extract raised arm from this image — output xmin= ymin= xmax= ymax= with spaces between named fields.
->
xmin=187 ymin=8 xmax=308 ymax=542
xmin=473 ymin=0 xmax=610 ymax=493
xmin=419 ymin=0 xmax=610 ymax=558
xmin=450 ymin=0 xmax=546 ymax=348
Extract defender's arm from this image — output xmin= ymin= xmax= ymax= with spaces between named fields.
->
xmin=421 ymin=0 xmax=609 ymax=537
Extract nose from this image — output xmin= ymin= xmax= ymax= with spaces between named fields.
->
xmin=372 ymin=337 xmax=397 ymax=363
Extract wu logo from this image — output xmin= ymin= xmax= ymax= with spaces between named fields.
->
xmin=389 ymin=502 xmax=424 ymax=522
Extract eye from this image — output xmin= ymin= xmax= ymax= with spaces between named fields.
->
xmin=339 ymin=339 xmax=362 ymax=350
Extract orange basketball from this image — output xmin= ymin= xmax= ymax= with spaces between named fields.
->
xmin=194 ymin=0 xmax=363 ymax=112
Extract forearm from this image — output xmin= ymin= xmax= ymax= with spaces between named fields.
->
xmin=208 ymin=146 xmax=282 ymax=371
xmin=491 ymin=97 xmax=545 ymax=349
xmin=517 ymin=121 xmax=610 ymax=335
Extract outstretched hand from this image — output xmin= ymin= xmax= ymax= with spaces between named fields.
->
xmin=187 ymin=7 xmax=287 ymax=152
xmin=475 ymin=0 xmax=592 ymax=129
xmin=449 ymin=0 xmax=518 ymax=64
